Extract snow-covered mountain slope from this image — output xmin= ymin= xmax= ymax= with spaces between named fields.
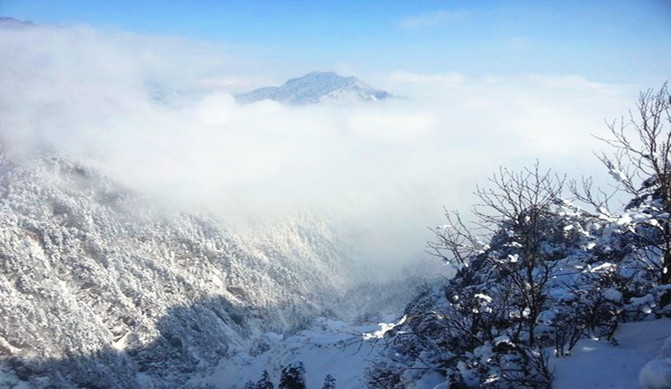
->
xmin=235 ymin=72 xmax=392 ymax=105
xmin=0 ymin=153 xmax=361 ymax=388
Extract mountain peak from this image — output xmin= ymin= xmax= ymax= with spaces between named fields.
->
xmin=236 ymin=71 xmax=392 ymax=105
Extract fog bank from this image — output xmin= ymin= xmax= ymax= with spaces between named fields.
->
xmin=0 ymin=21 xmax=639 ymax=273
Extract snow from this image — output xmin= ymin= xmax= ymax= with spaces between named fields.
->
xmin=0 ymin=363 xmax=31 ymax=389
xmin=640 ymin=359 xmax=671 ymax=389
xmin=474 ymin=293 xmax=493 ymax=303
xmin=640 ymin=337 xmax=671 ymax=388
xmin=551 ymin=318 xmax=671 ymax=389
xmin=609 ymin=169 xmax=628 ymax=183
xmin=362 ymin=315 xmax=407 ymax=340
xmin=603 ymin=287 xmax=623 ymax=302
xmin=187 ymin=317 xmax=671 ymax=388
xmin=195 ymin=318 xmax=382 ymax=388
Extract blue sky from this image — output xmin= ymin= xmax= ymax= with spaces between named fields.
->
xmin=1 ymin=0 xmax=669 ymax=83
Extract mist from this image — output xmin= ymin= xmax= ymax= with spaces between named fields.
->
xmin=0 ymin=21 xmax=639 ymax=276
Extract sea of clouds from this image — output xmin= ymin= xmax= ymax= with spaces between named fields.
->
xmin=0 ymin=20 xmax=640 ymax=273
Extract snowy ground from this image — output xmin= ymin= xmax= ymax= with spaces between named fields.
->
xmin=193 ymin=318 xmax=384 ymax=388
xmin=194 ymin=317 xmax=671 ymax=389
xmin=2 ymin=317 xmax=669 ymax=388
xmin=551 ymin=318 xmax=671 ymax=389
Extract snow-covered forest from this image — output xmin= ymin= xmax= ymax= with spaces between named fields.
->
xmin=0 ymin=151 xmax=429 ymax=387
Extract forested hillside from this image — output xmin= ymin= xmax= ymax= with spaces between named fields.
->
xmin=0 ymin=152 xmax=363 ymax=387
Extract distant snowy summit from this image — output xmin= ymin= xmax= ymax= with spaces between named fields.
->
xmin=235 ymin=71 xmax=392 ymax=105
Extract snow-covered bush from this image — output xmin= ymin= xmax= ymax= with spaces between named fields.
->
xmin=367 ymin=167 xmax=660 ymax=387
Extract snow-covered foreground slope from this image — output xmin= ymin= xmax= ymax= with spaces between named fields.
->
xmin=552 ymin=318 xmax=671 ymax=389
xmin=187 ymin=316 xmax=671 ymax=389
xmin=194 ymin=318 xmax=381 ymax=388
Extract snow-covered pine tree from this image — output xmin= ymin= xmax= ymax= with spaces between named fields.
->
xmin=322 ymin=374 xmax=336 ymax=389
xmin=256 ymin=370 xmax=274 ymax=389
xmin=278 ymin=362 xmax=306 ymax=389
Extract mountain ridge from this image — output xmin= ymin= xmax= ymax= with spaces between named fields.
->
xmin=235 ymin=71 xmax=392 ymax=105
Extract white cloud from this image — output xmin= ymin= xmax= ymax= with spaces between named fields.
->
xmin=346 ymin=109 xmax=436 ymax=142
xmin=0 ymin=21 xmax=641 ymax=272
xmin=389 ymin=71 xmax=467 ymax=85
xmin=399 ymin=10 xmax=470 ymax=29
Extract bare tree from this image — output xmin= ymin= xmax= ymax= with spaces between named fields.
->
xmin=429 ymin=163 xmax=565 ymax=347
xmin=595 ymin=82 xmax=671 ymax=307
